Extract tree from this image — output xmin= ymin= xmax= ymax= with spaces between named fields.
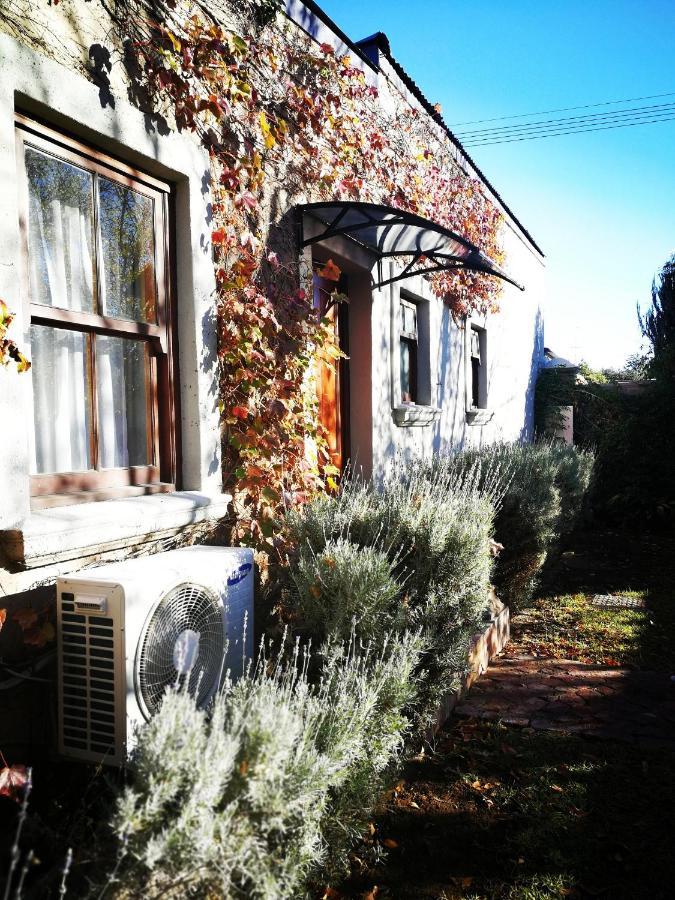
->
xmin=639 ymin=253 xmax=675 ymax=379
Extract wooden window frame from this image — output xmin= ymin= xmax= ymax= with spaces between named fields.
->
xmin=15 ymin=114 xmax=179 ymax=509
xmin=399 ymin=297 xmax=418 ymax=404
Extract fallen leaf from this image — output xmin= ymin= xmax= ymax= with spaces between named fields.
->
xmin=361 ymin=888 xmax=379 ymax=900
xmin=551 ymin=784 xmax=564 ymax=793
xmin=382 ymin=838 xmax=398 ymax=849
xmin=13 ymin=608 xmax=38 ymax=630
xmin=0 ymin=608 xmax=6 ymax=632
xmin=0 ymin=764 xmax=29 ymax=802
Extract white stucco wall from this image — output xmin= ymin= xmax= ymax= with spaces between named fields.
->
xmin=361 ymin=218 xmax=545 ymax=481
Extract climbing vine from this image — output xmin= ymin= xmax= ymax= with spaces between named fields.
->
xmin=0 ymin=300 xmax=30 ymax=372
xmin=120 ymin=0 xmax=504 ymax=546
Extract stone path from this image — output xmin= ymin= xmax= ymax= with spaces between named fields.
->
xmin=455 ymin=655 xmax=675 ymax=749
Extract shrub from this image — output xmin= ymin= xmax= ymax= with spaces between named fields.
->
xmin=435 ymin=442 xmax=593 ymax=608
xmin=108 ymin=631 xmax=420 ymax=899
xmin=284 ymin=464 xmax=496 ymax=733
xmin=285 ymin=538 xmax=405 ymax=646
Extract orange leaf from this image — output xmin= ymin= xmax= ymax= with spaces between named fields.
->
xmin=231 ymin=405 xmax=250 ymax=420
xmin=382 ymin=838 xmax=398 ymax=849
xmin=0 ymin=608 xmax=6 ymax=633
xmin=317 ymin=259 xmax=341 ymax=282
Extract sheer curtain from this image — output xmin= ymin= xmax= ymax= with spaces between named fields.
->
xmin=28 ymin=154 xmax=94 ymax=474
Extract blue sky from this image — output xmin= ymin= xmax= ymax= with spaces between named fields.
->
xmin=318 ymin=0 xmax=675 ymax=369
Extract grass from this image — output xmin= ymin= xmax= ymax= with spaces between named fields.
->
xmin=341 ymin=718 xmax=675 ymax=899
xmin=505 ymin=591 xmax=654 ymax=667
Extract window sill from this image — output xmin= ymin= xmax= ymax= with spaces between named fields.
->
xmin=1 ymin=491 xmax=232 ymax=569
xmin=392 ymin=405 xmax=441 ymax=428
xmin=466 ymin=408 xmax=494 ymax=426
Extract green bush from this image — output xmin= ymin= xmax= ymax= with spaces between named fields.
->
xmin=108 ymin=632 xmax=420 ymax=899
xmin=435 ymin=442 xmax=593 ymax=608
xmin=285 ymin=538 xmax=405 ymax=646
xmin=284 ymin=464 xmax=496 ymax=732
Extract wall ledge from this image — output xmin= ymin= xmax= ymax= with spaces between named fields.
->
xmin=466 ymin=408 xmax=494 ymax=426
xmin=1 ymin=492 xmax=232 ymax=569
xmin=392 ymin=404 xmax=441 ymax=427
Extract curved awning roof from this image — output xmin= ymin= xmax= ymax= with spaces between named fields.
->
xmin=298 ymin=201 xmax=524 ymax=291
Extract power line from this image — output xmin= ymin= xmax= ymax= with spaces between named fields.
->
xmin=462 ymin=111 xmax=675 ymax=147
xmin=455 ymin=100 xmax=675 ymax=139
xmin=447 ymin=90 xmax=675 ymax=128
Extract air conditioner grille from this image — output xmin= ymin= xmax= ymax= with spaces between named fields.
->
xmin=60 ymin=594 xmax=116 ymax=756
xmin=136 ymin=582 xmax=224 ymax=718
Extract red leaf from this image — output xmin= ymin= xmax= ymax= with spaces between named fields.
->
xmin=211 ymin=227 xmax=227 ymax=245
xmin=0 ymin=765 xmax=29 ymax=802
xmin=231 ymin=405 xmax=250 ymax=420
xmin=13 ymin=608 xmax=37 ymax=631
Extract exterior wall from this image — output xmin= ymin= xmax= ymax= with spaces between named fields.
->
xmin=354 ymin=219 xmax=545 ymax=481
xmin=0 ymin=0 xmax=545 ymax=570
xmin=288 ymin=0 xmax=546 ymax=480
xmin=0 ymin=25 xmax=228 ymax=592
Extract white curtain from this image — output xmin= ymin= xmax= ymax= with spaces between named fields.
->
xmin=28 ymin=149 xmax=146 ymax=475
xmin=29 ymin=158 xmax=95 ymax=474
xmin=97 ymin=336 xmax=130 ymax=469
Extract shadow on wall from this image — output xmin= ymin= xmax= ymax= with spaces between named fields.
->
xmin=519 ymin=306 xmax=545 ymax=442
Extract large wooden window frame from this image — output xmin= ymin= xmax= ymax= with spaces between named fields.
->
xmin=16 ymin=115 xmax=179 ymax=509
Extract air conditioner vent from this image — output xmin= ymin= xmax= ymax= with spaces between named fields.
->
xmin=136 ymin=582 xmax=225 ymax=719
xmin=60 ymin=599 xmax=117 ymax=758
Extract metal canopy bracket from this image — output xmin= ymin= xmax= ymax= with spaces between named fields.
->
xmin=298 ymin=200 xmax=524 ymax=292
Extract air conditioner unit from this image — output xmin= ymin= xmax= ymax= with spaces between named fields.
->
xmin=56 ymin=546 xmax=254 ymax=766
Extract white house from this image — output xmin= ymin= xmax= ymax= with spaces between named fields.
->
xmin=0 ymin=0 xmax=544 ymax=602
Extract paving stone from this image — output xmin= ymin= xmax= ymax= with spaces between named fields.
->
xmin=453 ymin=654 xmax=675 ymax=750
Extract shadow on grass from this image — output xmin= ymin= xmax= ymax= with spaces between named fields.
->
xmin=342 ymin=527 xmax=675 ymax=899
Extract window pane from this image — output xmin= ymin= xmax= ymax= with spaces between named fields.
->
xmin=96 ymin=336 xmax=150 ymax=469
xmin=401 ymin=302 xmax=416 ymax=335
xmin=400 ymin=338 xmax=413 ymax=402
xmin=98 ymin=178 xmax=157 ymax=323
xmin=31 ymin=325 xmax=92 ymax=474
xmin=24 ymin=146 xmax=96 ymax=313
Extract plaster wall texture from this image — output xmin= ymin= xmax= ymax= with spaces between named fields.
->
xmin=342 ymin=218 xmax=545 ymax=482
xmin=0 ymin=28 xmax=224 ymax=583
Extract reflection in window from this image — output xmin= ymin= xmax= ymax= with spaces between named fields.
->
xmin=25 ymin=147 xmax=96 ymax=313
xmin=99 ymin=179 xmax=157 ymax=323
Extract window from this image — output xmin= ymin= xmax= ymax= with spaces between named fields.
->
xmin=16 ymin=116 xmax=177 ymax=507
xmin=399 ymin=297 xmax=418 ymax=403
xmin=469 ymin=324 xmax=487 ymax=410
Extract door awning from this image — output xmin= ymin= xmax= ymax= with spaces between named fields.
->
xmin=298 ymin=201 xmax=524 ymax=291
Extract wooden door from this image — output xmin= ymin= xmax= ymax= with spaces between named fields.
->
xmin=313 ymin=272 xmax=350 ymax=476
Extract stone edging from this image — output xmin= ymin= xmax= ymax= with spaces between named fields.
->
xmin=431 ymin=604 xmax=511 ymax=736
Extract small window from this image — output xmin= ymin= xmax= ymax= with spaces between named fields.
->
xmin=400 ymin=298 xmax=418 ymax=403
xmin=16 ymin=116 xmax=177 ymax=507
xmin=469 ymin=324 xmax=487 ymax=410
